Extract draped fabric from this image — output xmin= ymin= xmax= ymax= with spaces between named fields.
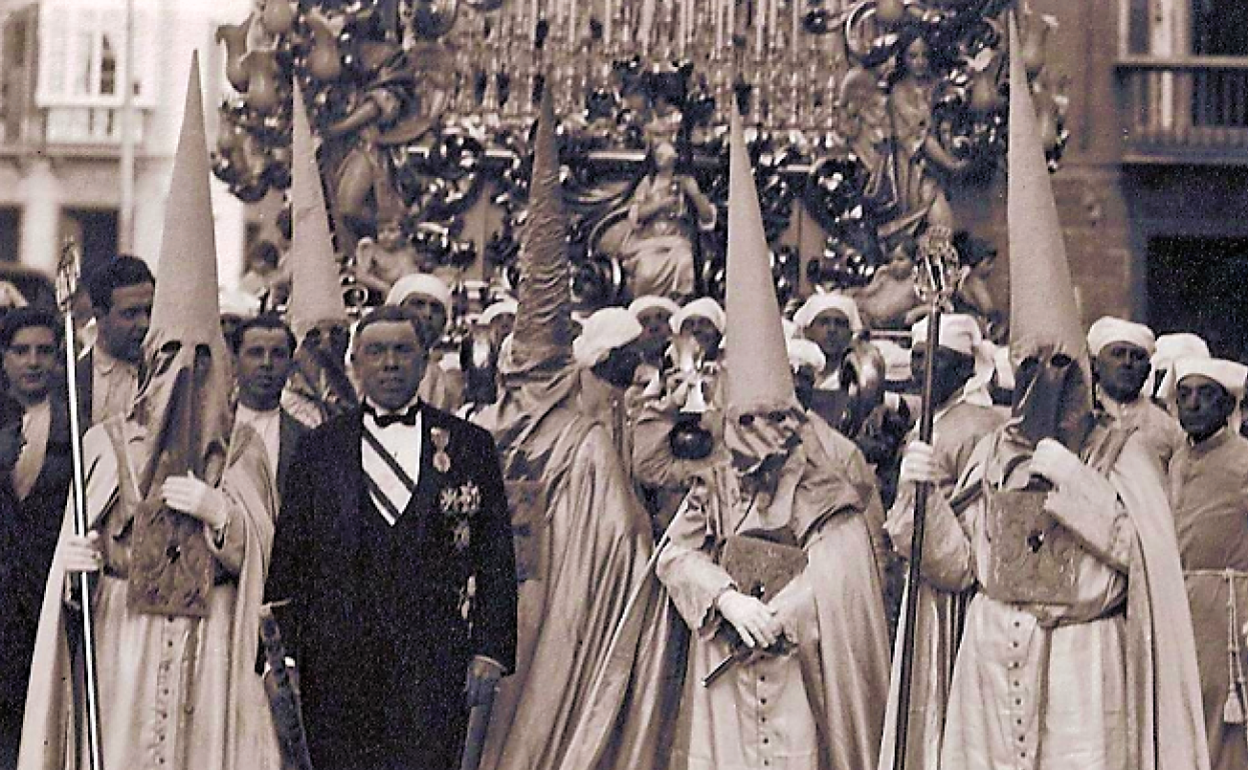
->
xmin=474 ymin=367 xmax=655 ymax=770
xmin=1169 ymin=429 xmax=1248 ymax=770
xmin=18 ymin=422 xmax=279 ymax=770
xmin=878 ymin=400 xmax=1005 ymax=770
xmin=919 ymin=425 xmax=1208 ymax=770
xmin=561 ymin=415 xmax=889 ymax=770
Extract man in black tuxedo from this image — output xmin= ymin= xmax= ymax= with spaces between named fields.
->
xmin=265 ymin=304 xmax=517 ymax=770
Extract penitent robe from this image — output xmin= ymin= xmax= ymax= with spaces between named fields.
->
xmin=18 ymin=421 xmax=279 ymax=770
xmin=910 ymin=423 xmax=1208 ymax=770
xmin=1169 ymin=428 xmax=1248 ymax=770
xmin=878 ymin=399 xmax=1005 ymax=770
xmin=475 ymin=371 xmax=655 ymax=770
xmin=654 ymin=417 xmax=891 ymax=770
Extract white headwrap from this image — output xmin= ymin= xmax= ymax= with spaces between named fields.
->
xmin=874 ymin=339 xmax=912 ymax=383
xmin=628 ymin=295 xmax=681 ymax=320
xmin=793 ymin=292 xmax=863 ymax=332
xmin=910 ymin=314 xmax=982 ymax=357
xmin=480 ymin=298 xmax=518 ymax=326
xmin=572 ymin=307 xmax=643 ymax=368
xmin=1174 ymin=357 xmax=1248 ymax=399
xmin=1087 ymin=316 xmax=1156 ymax=357
xmin=386 ymin=272 xmax=452 ymax=314
xmin=670 ymin=297 xmax=726 ymax=336
xmin=910 ymin=314 xmax=993 ymax=407
xmin=786 ymin=337 xmax=826 ymax=374
xmin=1174 ymin=356 xmax=1248 ymax=432
xmin=1153 ymin=333 xmax=1211 ymax=401
xmin=218 ymin=287 xmax=261 ymax=319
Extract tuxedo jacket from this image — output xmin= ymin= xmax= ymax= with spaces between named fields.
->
xmin=264 ymin=403 xmax=517 ymax=767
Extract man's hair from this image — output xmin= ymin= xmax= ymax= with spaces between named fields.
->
xmin=0 ymin=305 xmax=62 ymax=350
xmin=353 ymin=305 xmax=424 ymax=351
xmin=230 ymin=312 xmax=296 ymax=355
xmin=84 ymin=255 xmax=154 ymax=312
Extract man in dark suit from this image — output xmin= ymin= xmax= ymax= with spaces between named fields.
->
xmin=76 ymin=255 xmax=154 ymax=426
xmin=0 ymin=307 xmax=73 ymax=765
xmin=229 ymin=312 xmax=307 ymax=497
xmin=265 ymin=304 xmax=517 ymax=770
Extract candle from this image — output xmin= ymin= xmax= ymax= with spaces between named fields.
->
xmin=755 ymin=0 xmax=763 ymax=56
xmin=715 ymin=0 xmax=723 ymax=52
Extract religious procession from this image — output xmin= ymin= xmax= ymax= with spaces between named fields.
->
xmin=0 ymin=0 xmax=1246 ymax=769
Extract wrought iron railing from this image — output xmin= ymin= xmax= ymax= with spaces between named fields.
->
xmin=1117 ymin=56 xmax=1248 ymax=163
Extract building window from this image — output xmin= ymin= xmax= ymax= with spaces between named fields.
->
xmin=35 ymin=0 xmax=157 ymax=109
xmin=1192 ymin=0 xmax=1248 ymax=56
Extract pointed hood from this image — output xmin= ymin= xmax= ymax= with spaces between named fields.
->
xmin=1006 ymin=14 xmax=1092 ymax=448
xmin=1007 ymin=15 xmax=1084 ymax=366
xmin=126 ymin=53 xmax=236 ymax=616
xmin=504 ymin=83 xmax=574 ymax=376
xmin=288 ymin=84 xmax=347 ymax=342
xmin=723 ymin=111 xmax=795 ymax=411
xmin=149 ymin=51 xmax=224 ymax=350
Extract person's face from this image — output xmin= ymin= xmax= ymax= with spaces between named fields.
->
xmin=235 ymin=327 xmax=295 ymax=411
xmin=654 ymin=144 xmax=678 ymax=172
xmin=904 ymin=38 xmax=931 ymax=78
xmin=725 ymin=406 xmax=804 ymax=475
xmin=910 ymin=343 xmax=974 ymax=408
xmin=805 ymin=310 xmax=853 ymax=365
xmin=0 ymin=422 xmax=23 ymax=471
xmin=377 ymin=222 xmax=406 ymax=251
xmin=1177 ymin=375 xmax=1236 ymax=442
xmin=679 ymin=316 xmax=721 ymax=359
xmin=400 ymin=294 xmax=448 ymax=348
xmin=96 ymin=282 xmax=154 ymax=365
xmin=636 ymin=308 xmax=672 ymax=363
xmin=1093 ymin=342 xmax=1152 ymax=403
xmin=593 ymin=343 xmax=644 ymax=390
xmin=3 ymin=325 xmax=58 ymax=405
xmin=353 ymin=320 xmax=428 ymax=410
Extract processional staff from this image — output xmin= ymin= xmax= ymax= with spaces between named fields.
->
xmin=55 ymin=240 xmax=106 ymax=770
xmin=892 ymin=223 xmax=961 ymax=770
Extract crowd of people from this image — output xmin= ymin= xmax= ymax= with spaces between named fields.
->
xmin=0 ymin=42 xmax=1246 ymax=770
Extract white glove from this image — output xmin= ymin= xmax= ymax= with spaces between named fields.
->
xmin=899 ymin=440 xmax=938 ymax=486
xmin=1030 ymin=438 xmax=1086 ymax=489
xmin=717 ymin=590 xmax=784 ymax=649
xmin=162 ymin=472 xmax=228 ymax=531
xmin=61 ymin=531 xmax=103 ymax=574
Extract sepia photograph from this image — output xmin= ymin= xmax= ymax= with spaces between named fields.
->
xmin=0 ymin=0 xmax=1244 ymax=768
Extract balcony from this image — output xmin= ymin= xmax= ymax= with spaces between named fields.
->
xmin=1116 ymin=56 xmax=1248 ymax=165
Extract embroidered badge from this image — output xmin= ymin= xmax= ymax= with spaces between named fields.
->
xmin=431 ymin=427 xmax=451 ymax=473
xmin=453 ymin=519 xmax=472 ymax=553
xmin=440 ymin=481 xmax=482 ymax=554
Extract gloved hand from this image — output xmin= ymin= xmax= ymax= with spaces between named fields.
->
xmin=61 ymin=530 xmax=103 ymax=574
xmin=899 ymin=440 xmax=938 ymax=486
xmin=465 ymin=655 xmax=505 ymax=707
xmin=162 ymin=472 xmax=228 ymax=531
xmin=716 ymin=590 xmax=784 ymax=649
xmin=1030 ymin=438 xmax=1087 ymax=490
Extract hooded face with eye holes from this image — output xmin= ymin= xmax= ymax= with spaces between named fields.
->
xmin=131 ymin=333 xmax=235 ymax=493
xmin=1009 ymin=343 xmax=1094 ymax=453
